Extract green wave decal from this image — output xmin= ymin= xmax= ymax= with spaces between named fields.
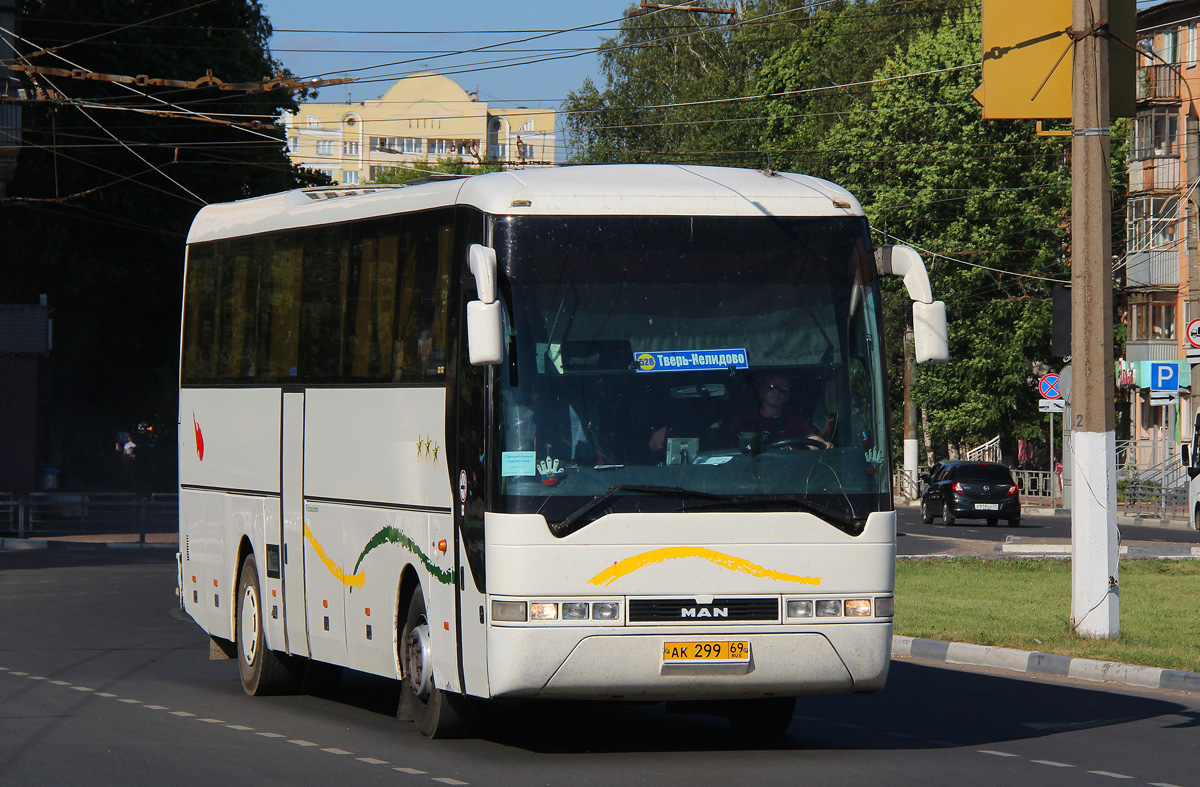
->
xmin=352 ymin=526 xmax=455 ymax=587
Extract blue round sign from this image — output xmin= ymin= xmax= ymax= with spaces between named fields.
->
xmin=1039 ymin=373 xmax=1061 ymax=399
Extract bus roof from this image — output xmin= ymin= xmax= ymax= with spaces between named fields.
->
xmin=186 ymin=165 xmax=865 ymax=245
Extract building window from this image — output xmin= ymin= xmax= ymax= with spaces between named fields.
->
xmin=428 ymin=139 xmax=449 ymax=155
xmin=1132 ymin=107 xmax=1179 ymax=159
xmin=316 ymin=140 xmax=335 ymax=156
xmin=1188 ymin=24 xmax=1198 ymax=68
xmin=1162 ymin=28 xmax=1180 ymax=64
xmin=287 ymin=137 xmax=297 ymax=153
xmin=1127 ymin=196 xmax=1180 ymax=252
xmin=344 ymin=171 xmax=360 ymax=185
xmin=1129 ymin=294 xmax=1176 ymax=340
xmin=369 ymin=137 xmax=421 ymax=154
xmin=344 ymin=141 xmax=360 ymax=156
xmin=306 ymin=114 xmax=322 ymax=129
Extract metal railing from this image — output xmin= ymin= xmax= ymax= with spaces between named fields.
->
xmin=0 ymin=492 xmax=177 ymax=541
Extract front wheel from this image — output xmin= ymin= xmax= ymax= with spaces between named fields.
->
xmin=237 ymin=553 xmax=300 ymax=696
xmin=726 ymin=697 xmax=796 ymax=737
xmin=398 ymin=586 xmax=476 ymax=738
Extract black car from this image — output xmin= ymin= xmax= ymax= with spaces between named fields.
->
xmin=919 ymin=461 xmax=1021 ymax=527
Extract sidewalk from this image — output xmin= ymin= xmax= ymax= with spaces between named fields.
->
xmin=894 ymin=635 xmax=1200 ymax=694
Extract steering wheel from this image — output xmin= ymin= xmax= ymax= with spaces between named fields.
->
xmin=765 ymin=436 xmax=828 ymax=451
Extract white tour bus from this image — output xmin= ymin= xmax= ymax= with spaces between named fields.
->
xmin=177 ymin=165 xmax=948 ymax=737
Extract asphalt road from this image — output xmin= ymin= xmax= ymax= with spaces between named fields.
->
xmin=2 ymin=546 xmax=1199 ymax=786
xmin=896 ymin=505 xmax=1200 ymax=556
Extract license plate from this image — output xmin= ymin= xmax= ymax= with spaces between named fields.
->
xmin=975 ymin=503 xmax=1000 ymax=511
xmin=663 ymin=641 xmax=750 ymax=663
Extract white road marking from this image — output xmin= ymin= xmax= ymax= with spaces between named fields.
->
xmin=357 ymin=758 xmax=388 ymax=765
xmin=144 ymin=704 xmax=168 ymax=710
xmin=118 ymin=698 xmax=141 ymax=704
xmin=979 ymin=750 xmax=1020 ymax=757
xmin=394 ymin=767 xmax=428 ymax=774
xmin=432 ymin=779 xmax=468 ymax=785
xmin=95 ymin=692 xmax=117 ymax=698
xmin=171 ymin=712 xmax=196 ymax=717
xmin=1088 ymin=772 xmax=1133 ymax=779
xmin=28 ymin=676 xmax=46 ymax=680
xmin=288 ymin=740 xmax=318 ymax=747
xmin=197 ymin=718 xmax=224 ymax=724
xmin=226 ymin=725 xmax=254 ymax=731
xmin=71 ymin=686 xmax=93 ymax=692
xmin=255 ymin=732 xmax=285 ymax=738
xmin=1148 ymin=783 xmax=1185 ymax=787
xmin=321 ymin=748 xmax=352 ymax=755
xmin=48 ymin=679 xmax=69 ymax=685
xmin=1031 ymin=760 xmax=1074 ymax=768
xmin=11 ymin=672 xmax=29 ymax=676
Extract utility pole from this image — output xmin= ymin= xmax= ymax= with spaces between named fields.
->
xmin=1070 ymin=0 xmax=1119 ymax=637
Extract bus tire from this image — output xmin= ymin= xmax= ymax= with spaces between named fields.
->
xmin=725 ymin=696 xmax=796 ymax=737
xmin=237 ymin=553 xmax=299 ymax=696
xmin=398 ymin=586 xmax=476 ymax=738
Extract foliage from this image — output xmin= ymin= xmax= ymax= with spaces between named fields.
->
xmin=370 ymin=157 xmax=504 ymax=185
xmin=2 ymin=0 xmax=311 ymax=489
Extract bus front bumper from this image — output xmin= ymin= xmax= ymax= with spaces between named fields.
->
xmin=485 ymin=622 xmax=891 ymax=700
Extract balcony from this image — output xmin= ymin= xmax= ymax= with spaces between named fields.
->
xmin=1124 ymin=339 xmax=1179 ymax=362
xmin=1138 ymin=65 xmax=1182 ymax=103
xmin=1125 ymin=249 xmax=1179 ymax=287
xmin=1128 ymin=156 xmax=1181 ymax=193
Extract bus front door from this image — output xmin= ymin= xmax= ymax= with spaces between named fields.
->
xmin=282 ymin=390 xmax=309 ymax=657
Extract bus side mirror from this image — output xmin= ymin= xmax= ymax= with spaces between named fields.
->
xmin=467 ymin=244 xmax=502 ymax=366
xmin=876 ymin=245 xmax=949 ymax=364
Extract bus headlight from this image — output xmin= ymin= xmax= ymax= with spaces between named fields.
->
xmin=815 ymin=600 xmax=842 ymax=617
xmin=786 ymin=600 xmax=813 ymax=618
xmin=844 ymin=599 xmax=872 ymax=617
xmin=592 ymin=602 xmax=620 ymax=620
xmin=530 ymin=602 xmax=559 ymax=620
xmin=874 ymin=596 xmax=895 ymax=617
xmin=491 ymin=600 xmax=527 ymax=622
xmin=561 ymin=602 xmax=589 ymax=620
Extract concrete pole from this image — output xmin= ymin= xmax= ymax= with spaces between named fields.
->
xmin=1070 ymin=0 xmax=1119 ymax=637
xmin=903 ymin=328 xmax=919 ymax=498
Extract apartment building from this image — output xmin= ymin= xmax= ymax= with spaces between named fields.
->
xmin=282 ymin=72 xmax=556 ymax=185
xmin=1124 ymin=0 xmax=1200 ymax=447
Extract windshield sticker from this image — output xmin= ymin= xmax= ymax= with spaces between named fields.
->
xmin=588 ymin=547 xmax=821 ymax=588
xmin=694 ymin=455 xmax=733 ymax=466
xmin=537 ymin=456 xmax=565 ymax=485
xmin=501 ymin=451 xmax=537 ymax=477
xmin=634 ymin=348 xmax=749 ymax=373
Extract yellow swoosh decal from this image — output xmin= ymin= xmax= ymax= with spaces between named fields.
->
xmin=588 ymin=547 xmax=821 ymax=587
xmin=304 ymin=524 xmax=365 ymax=589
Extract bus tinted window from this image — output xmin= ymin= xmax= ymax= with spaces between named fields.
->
xmin=181 ymin=209 xmax=455 ymax=385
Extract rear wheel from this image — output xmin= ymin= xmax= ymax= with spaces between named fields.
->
xmin=986 ymin=517 xmax=998 ymax=527
xmin=1007 ymin=517 xmax=1021 ymax=527
xmin=237 ymin=553 xmax=300 ymax=696
xmin=921 ymin=500 xmax=934 ymax=525
xmin=398 ymin=586 xmax=476 ymax=738
xmin=726 ymin=697 xmax=796 ymax=737
xmin=942 ymin=501 xmax=956 ymax=526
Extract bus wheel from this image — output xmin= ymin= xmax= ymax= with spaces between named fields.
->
xmin=398 ymin=586 xmax=475 ymax=738
xmin=237 ymin=553 xmax=299 ymax=696
xmin=725 ymin=697 xmax=796 ymax=737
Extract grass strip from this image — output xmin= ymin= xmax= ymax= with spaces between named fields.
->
xmin=895 ymin=558 xmax=1200 ymax=673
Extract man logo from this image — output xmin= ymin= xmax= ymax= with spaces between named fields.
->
xmin=681 ymin=607 xmax=728 ymax=618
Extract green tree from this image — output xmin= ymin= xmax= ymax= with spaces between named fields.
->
xmin=2 ymin=0 xmax=310 ymax=489
xmin=812 ymin=9 xmax=1071 ymax=459
xmin=371 ymin=157 xmax=503 ymax=185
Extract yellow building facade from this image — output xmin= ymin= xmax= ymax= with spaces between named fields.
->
xmin=282 ymin=72 xmax=556 ymax=184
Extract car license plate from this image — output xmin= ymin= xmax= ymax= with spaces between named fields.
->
xmin=975 ymin=503 xmax=1000 ymax=511
xmin=662 ymin=641 xmax=750 ymax=663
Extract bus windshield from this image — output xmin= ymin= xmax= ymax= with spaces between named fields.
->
xmin=492 ymin=214 xmax=890 ymax=536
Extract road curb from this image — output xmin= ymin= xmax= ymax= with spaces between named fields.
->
xmin=893 ymin=635 xmax=1200 ymax=693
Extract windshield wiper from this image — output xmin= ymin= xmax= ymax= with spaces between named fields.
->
xmin=550 ymin=483 xmax=731 ymax=537
xmin=680 ymin=494 xmax=862 ymax=534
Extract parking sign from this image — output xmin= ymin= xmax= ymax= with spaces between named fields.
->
xmin=1150 ymin=362 xmax=1179 ymax=392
